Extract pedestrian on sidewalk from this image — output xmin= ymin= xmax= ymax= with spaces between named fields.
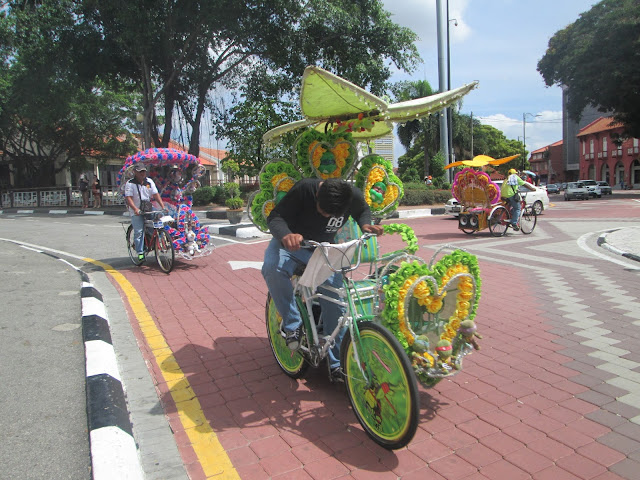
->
xmin=92 ymin=176 xmax=102 ymax=209
xmin=78 ymin=174 xmax=90 ymax=209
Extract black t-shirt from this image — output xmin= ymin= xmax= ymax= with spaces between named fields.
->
xmin=267 ymin=178 xmax=372 ymax=243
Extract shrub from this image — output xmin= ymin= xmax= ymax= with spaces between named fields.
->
xmin=225 ymin=197 xmax=244 ymax=209
xmin=211 ymin=185 xmax=225 ymax=203
xmin=400 ymin=188 xmax=452 ymax=206
xmin=403 ymin=181 xmax=428 ymax=191
xmin=192 ymin=186 xmax=216 ymax=206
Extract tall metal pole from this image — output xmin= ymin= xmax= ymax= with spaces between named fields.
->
xmin=446 ymin=0 xmax=454 ymax=169
xmin=470 ymin=112 xmax=473 ymax=157
xmin=436 ymin=0 xmax=450 ymax=180
xmin=522 ymin=113 xmax=526 ymax=171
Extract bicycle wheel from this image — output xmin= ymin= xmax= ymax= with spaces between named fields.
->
xmin=489 ymin=206 xmax=509 ymax=237
xmin=520 ymin=207 xmax=537 ymax=234
xmin=154 ymin=229 xmax=175 ymax=273
xmin=341 ymin=322 xmax=419 ymax=450
xmin=265 ymin=294 xmax=308 ymax=379
xmin=126 ymin=225 xmax=143 ymax=266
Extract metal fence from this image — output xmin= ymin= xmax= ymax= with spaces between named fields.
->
xmin=0 ymin=187 xmax=126 ymax=208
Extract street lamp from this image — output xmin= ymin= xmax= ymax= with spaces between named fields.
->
xmin=522 ymin=112 xmax=541 ymax=171
xmin=447 ymin=12 xmax=457 ymax=170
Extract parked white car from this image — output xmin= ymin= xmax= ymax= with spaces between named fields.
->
xmin=580 ymin=179 xmax=602 ymax=198
xmin=495 ymin=181 xmax=550 ymax=215
xmin=596 ymin=181 xmax=613 ymax=195
xmin=444 ymin=198 xmax=463 ymax=217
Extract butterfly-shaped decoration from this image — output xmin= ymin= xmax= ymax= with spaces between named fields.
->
xmin=295 ymin=129 xmax=357 ymax=180
xmin=249 ymin=161 xmax=302 ymax=232
xmin=262 ymin=66 xmax=478 ymax=145
xmin=355 ymin=154 xmax=404 ymax=219
xmin=380 ymin=250 xmax=481 ymax=386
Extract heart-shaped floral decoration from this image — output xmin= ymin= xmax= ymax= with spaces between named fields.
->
xmin=296 ymin=129 xmax=356 ymax=180
xmin=355 ymin=155 xmax=404 ymax=219
xmin=250 ymin=161 xmax=302 ymax=232
xmin=380 ymin=250 xmax=481 ymax=385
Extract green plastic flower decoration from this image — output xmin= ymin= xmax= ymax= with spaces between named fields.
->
xmin=355 ymin=155 xmax=404 ymax=219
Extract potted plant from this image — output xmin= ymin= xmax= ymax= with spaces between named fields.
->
xmin=224 ymin=181 xmax=244 ymax=224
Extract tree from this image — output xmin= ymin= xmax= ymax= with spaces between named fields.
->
xmin=537 ymin=0 xmax=640 ymax=136
xmin=214 ymin=66 xmax=300 ymax=177
xmin=393 ymin=80 xmax=435 ymax=178
xmin=0 ymin=1 xmax=138 ymax=186
xmin=80 ymin=0 xmax=420 ymax=155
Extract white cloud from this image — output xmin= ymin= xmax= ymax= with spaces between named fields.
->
xmin=477 ymin=111 xmax=563 ymax=153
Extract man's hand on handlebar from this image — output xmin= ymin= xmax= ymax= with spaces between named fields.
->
xmin=282 ymin=233 xmax=305 ymax=251
xmin=362 ymin=224 xmax=384 ymax=236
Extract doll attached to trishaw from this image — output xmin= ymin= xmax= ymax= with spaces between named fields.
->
xmin=247 ymin=66 xmax=484 ymax=448
xmin=117 ymin=148 xmax=214 ymax=268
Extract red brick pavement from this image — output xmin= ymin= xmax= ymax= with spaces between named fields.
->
xmin=116 ymin=211 xmax=639 ymax=479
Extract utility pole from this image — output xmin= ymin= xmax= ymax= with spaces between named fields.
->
xmin=436 ymin=0 xmax=450 ymax=180
xmin=470 ymin=112 xmax=473 ymax=157
xmin=523 ymin=112 xmax=541 ymax=171
xmin=446 ymin=0 xmax=454 ymax=171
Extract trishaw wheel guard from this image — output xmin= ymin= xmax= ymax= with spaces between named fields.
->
xmin=265 ymin=295 xmax=308 ymax=378
xmin=520 ymin=208 xmax=537 ymax=234
xmin=381 ymin=251 xmax=482 ymax=386
xmin=154 ymin=229 xmax=175 ymax=274
xmin=489 ymin=205 xmax=509 ymax=237
xmin=125 ymin=225 xmax=143 ymax=266
xmin=341 ymin=322 xmax=419 ymax=450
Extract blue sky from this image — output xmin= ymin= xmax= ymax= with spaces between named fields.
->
xmin=381 ymin=0 xmax=598 ymax=158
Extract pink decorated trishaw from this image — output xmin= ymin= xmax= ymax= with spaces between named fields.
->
xmin=117 ymin=148 xmax=213 ymax=270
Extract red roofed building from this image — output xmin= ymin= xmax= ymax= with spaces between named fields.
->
xmin=167 ymin=141 xmax=228 ymax=186
xmin=529 ymin=140 xmax=564 ymax=185
xmin=577 ymin=117 xmax=639 ymax=188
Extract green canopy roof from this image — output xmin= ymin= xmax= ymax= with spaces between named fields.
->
xmin=263 ymin=66 xmax=478 ymax=144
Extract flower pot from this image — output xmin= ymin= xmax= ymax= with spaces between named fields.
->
xmin=226 ymin=209 xmax=244 ymax=224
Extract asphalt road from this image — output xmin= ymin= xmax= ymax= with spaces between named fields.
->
xmin=0 ymin=214 xmax=239 ymax=479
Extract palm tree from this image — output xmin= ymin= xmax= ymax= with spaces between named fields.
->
xmin=392 ymin=80 xmax=439 ymax=178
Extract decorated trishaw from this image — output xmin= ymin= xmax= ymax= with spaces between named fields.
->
xmin=249 ymin=66 xmax=485 ymax=448
xmin=117 ymin=148 xmax=214 ymax=264
xmin=445 ymin=154 xmax=537 ymax=236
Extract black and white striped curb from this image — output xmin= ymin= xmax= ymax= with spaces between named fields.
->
xmin=597 ymin=230 xmax=640 ymax=263
xmin=80 ymin=271 xmax=144 ymax=479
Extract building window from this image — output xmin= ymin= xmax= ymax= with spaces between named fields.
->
xmin=602 ymin=137 xmax=607 ymax=153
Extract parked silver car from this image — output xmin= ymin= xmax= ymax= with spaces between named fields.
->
xmin=564 ymin=182 xmax=590 ymax=200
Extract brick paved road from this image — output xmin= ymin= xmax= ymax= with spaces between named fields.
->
xmin=116 ymin=199 xmax=640 ymax=479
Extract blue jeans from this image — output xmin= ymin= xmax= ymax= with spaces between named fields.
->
xmin=506 ymin=196 xmax=521 ymax=227
xmin=262 ymin=238 xmax=346 ymax=369
xmin=131 ymin=214 xmax=145 ymax=254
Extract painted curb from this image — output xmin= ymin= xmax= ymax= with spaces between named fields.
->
xmin=80 ymin=275 xmax=144 ymax=479
xmin=597 ymin=231 xmax=640 ymax=263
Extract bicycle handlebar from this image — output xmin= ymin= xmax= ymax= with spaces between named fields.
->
xmin=301 ymin=233 xmax=377 ymax=273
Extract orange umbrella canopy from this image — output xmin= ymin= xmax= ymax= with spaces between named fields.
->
xmin=444 ymin=154 xmax=520 ymax=170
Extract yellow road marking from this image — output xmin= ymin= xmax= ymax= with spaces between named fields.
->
xmin=85 ymin=258 xmax=240 ymax=479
